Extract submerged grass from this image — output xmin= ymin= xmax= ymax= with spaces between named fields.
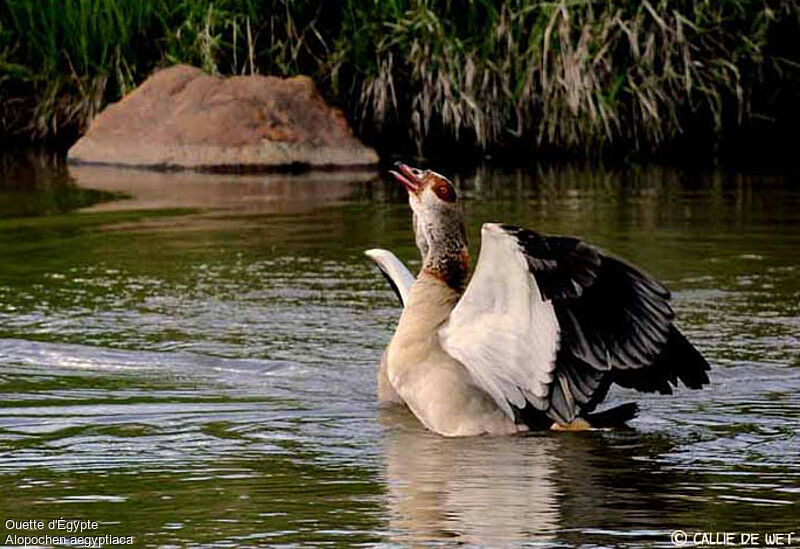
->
xmin=1 ymin=0 xmax=799 ymax=156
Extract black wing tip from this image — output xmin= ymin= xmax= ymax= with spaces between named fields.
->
xmin=584 ymin=402 xmax=640 ymax=427
xmin=499 ymin=223 xmax=522 ymax=233
xmin=610 ymin=325 xmax=711 ymax=394
xmin=667 ymin=325 xmax=712 ymax=389
xmin=377 ymin=268 xmax=405 ymax=306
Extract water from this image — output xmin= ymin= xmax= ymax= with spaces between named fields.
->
xmin=1 ymin=158 xmax=798 ymax=547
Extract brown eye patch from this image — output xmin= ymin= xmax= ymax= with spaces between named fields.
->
xmin=433 ymin=181 xmax=457 ymax=203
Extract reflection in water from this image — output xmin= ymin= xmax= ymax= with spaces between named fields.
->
xmin=0 ymin=153 xmax=118 ymax=217
xmin=381 ymin=406 xmax=560 ymax=544
xmin=0 ymin=158 xmax=798 ymax=546
xmin=379 ymin=406 xmax=698 ymax=546
xmin=69 ymin=164 xmax=378 ymax=213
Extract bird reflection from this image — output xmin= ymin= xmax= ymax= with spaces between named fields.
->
xmin=380 ymin=405 xmax=560 ymax=545
xmin=379 ymin=404 xmax=677 ymax=546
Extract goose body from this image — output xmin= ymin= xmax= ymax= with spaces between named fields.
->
xmin=387 ymin=275 xmax=523 ymax=436
xmin=367 ymin=164 xmax=710 ymax=437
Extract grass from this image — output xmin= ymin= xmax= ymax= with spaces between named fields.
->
xmin=1 ymin=0 xmax=799 ymax=157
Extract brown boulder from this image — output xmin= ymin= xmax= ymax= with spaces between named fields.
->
xmin=68 ymin=65 xmax=378 ymax=169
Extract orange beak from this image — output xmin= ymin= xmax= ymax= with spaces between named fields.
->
xmin=389 ymin=162 xmax=422 ymax=195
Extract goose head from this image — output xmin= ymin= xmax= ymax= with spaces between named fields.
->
xmin=389 ymin=163 xmax=469 ymax=291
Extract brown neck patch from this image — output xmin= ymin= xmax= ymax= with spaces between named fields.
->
xmin=422 ymin=249 xmax=469 ymax=292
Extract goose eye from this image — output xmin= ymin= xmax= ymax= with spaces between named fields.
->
xmin=434 ymin=182 xmax=456 ymax=203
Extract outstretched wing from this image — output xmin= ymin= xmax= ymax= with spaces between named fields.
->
xmin=439 ymin=223 xmax=710 ymax=424
xmin=365 ymin=249 xmax=416 ymax=306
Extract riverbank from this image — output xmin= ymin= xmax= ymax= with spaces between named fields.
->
xmin=2 ymin=0 xmax=800 ymax=160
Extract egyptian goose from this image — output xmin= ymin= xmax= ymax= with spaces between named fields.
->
xmin=366 ymin=163 xmax=710 ymax=437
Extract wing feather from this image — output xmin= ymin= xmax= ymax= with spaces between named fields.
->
xmin=438 ymin=224 xmax=560 ymax=420
xmin=438 ymin=223 xmax=710 ymax=426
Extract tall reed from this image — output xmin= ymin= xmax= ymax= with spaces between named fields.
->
xmin=1 ymin=0 xmax=798 ymax=156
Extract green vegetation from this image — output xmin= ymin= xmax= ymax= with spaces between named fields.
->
xmin=1 ymin=0 xmax=799 ymax=156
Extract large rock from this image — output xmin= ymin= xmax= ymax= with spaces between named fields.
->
xmin=68 ymin=65 xmax=378 ymax=169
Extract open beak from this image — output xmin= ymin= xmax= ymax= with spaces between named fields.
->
xmin=389 ymin=162 xmax=422 ymax=194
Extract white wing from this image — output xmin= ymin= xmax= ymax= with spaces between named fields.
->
xmin=364 ymin=248 xmax=416 ymax=306
xmin=438 ymin=223 xmax=560 ymax=419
